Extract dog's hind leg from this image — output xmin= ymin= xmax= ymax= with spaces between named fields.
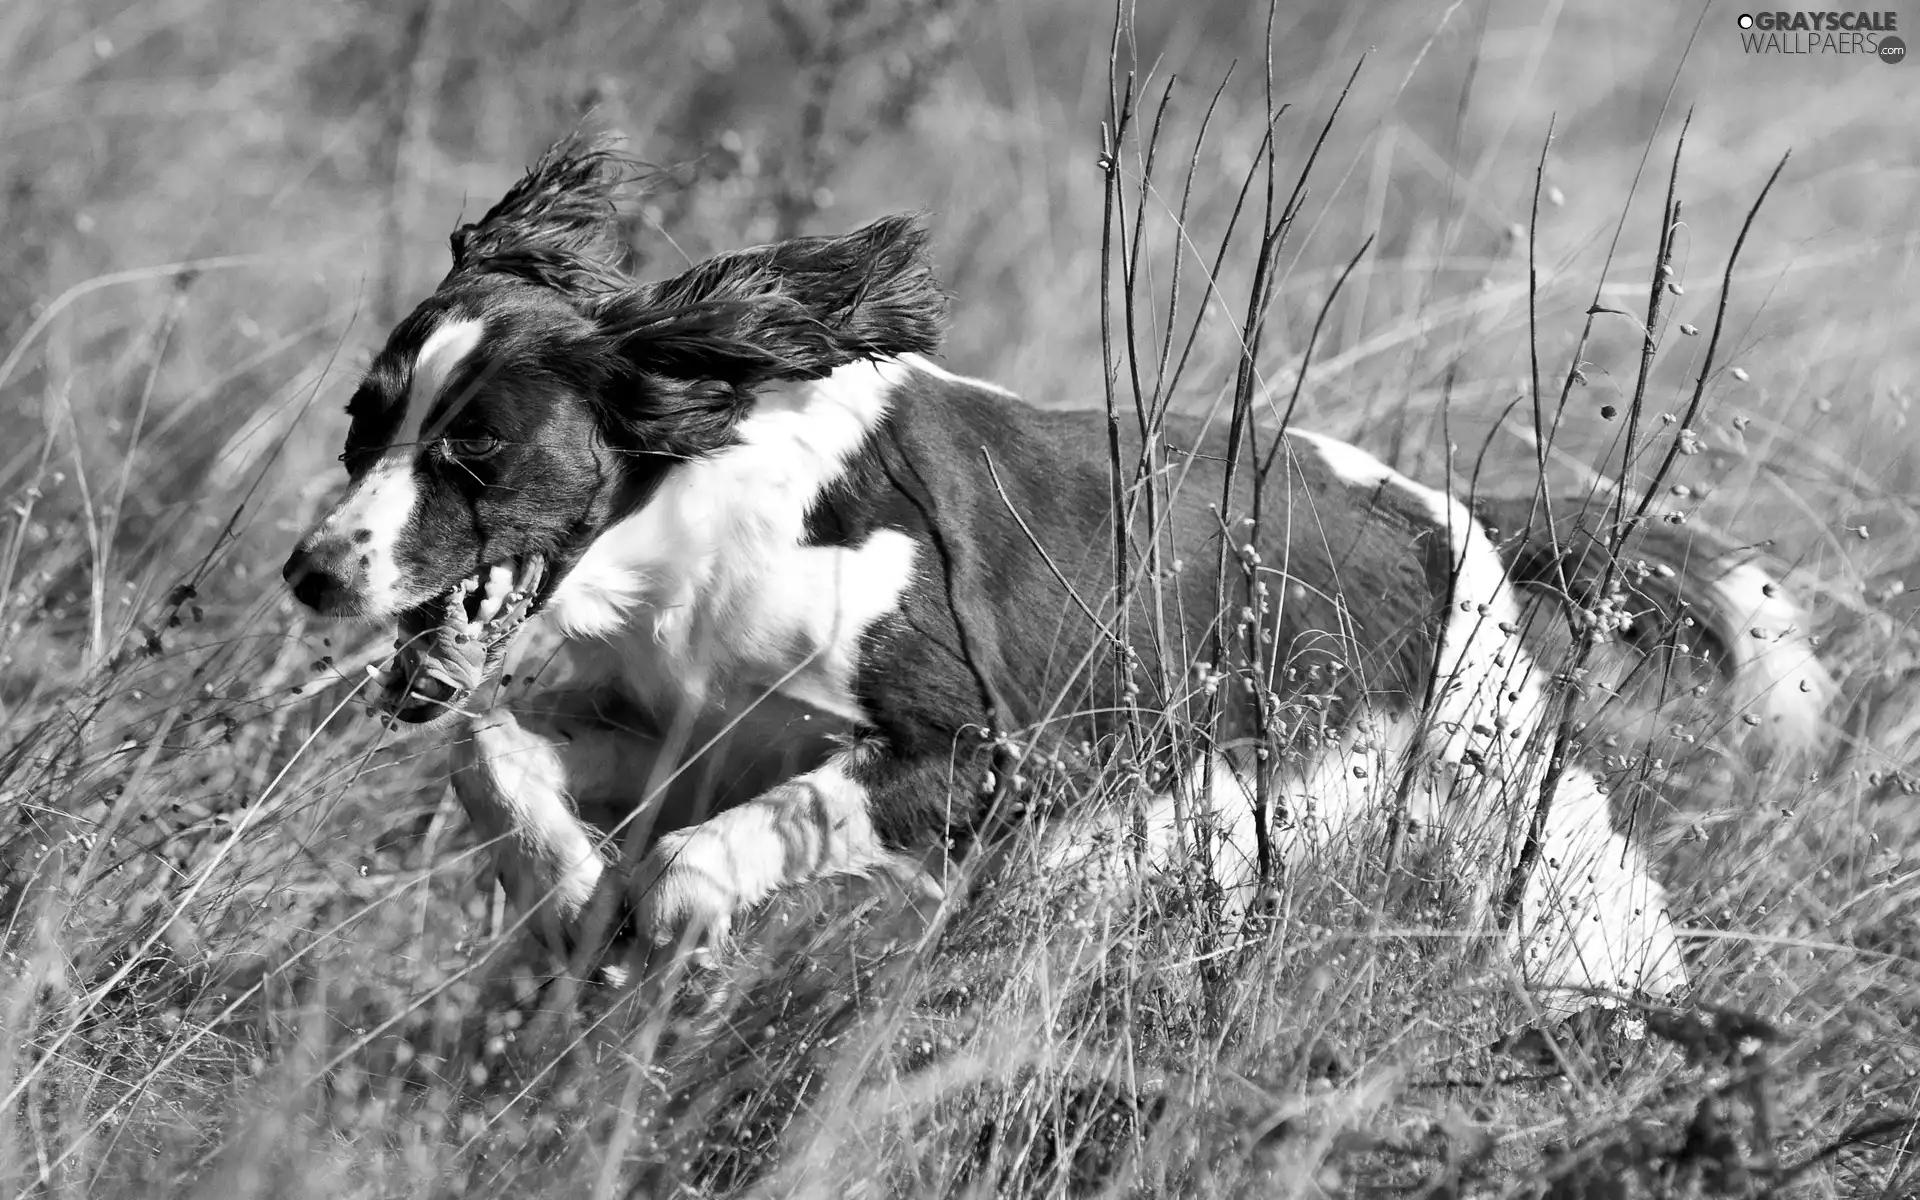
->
xmin=1505 ymin=766 xmax=1687 ymax=1011
xmin=1030 ymin=753 xmax=1268 ymax=923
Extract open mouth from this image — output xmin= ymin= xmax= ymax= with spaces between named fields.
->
xmin=372 ymin=553 xmax=550 ymax=725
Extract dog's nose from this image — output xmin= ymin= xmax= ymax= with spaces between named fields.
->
xmin=282 ymin=539 xmax=355 ymax=613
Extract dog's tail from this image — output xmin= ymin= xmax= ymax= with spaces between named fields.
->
xmin=1475 ymin=495 xmax=1832 ymax=755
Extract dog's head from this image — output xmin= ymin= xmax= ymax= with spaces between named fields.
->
xmin=282 ymin=133 xmax=947 ymax=722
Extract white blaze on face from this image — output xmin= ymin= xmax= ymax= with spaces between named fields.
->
xmin=310 ymin=316 xmax=487 ymax=615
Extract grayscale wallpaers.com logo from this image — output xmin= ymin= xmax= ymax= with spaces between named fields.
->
xmin=1737 ymin=10 xmax=1905 ymax=61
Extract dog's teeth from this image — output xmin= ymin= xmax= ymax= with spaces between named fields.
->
xmin=475 ymin=565 xmax=512 ymax=623
xmin=512 ymin=555 xmax=546 ymax=600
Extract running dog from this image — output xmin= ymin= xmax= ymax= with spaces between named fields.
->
xmin=283 ymin=135 xmax=1830 ymax=1001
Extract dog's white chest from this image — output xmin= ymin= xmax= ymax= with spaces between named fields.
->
xmin=549 ymin=512 xmax=919 ymax=725
xmin=627 ymin=531 xmax=919 ymax=722
xmin=540 ymin=360 xmax=923 ymax=726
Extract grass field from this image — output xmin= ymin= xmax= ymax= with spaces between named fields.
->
xmin=3 ymin=0 xmax=1918 ymax=1195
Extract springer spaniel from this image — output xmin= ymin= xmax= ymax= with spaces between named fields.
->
xmin=283 ymin=136 xmax=1829 ymax=1004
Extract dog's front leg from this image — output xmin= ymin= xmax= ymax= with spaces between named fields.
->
xmin=627 ymin=748 xmax=934 ymax=949
xmin=448 ymin=696 xmax=661 ymax=955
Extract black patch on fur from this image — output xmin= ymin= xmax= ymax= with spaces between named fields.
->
xmin=592 ymin=215 xmax=946 ymax=392
xmin=1476 ymin=495 xmax=1746 ymax=669
xmin=800 ymin=421 xmax=919 ymax=547
xmin=810 ymin=372 xmax=1453 ymax=846
xmin=573 ymin=215 xmax=948 ymax=522
xmin=1474 ymin=494 xmax=1753 ymax=744
xmin=446 ymin=132 xmax=637 ymax=296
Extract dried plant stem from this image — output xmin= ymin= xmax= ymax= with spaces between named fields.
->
xmin=1630 ymin=150 xmax=1791 ymax=530
xmin=1211 ymin=56 xmax=1364 ymax=892
xmin=1499 ymin=126 xmax=1784 ymax=931
xmin=1098 ymin=64 xmax=1141 ymax=767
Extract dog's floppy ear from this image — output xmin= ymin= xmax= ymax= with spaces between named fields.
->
xmin=447 ymin=131 xmax=635 ymax=294
xmin=593 ymin=214 xmax=949 ymax=391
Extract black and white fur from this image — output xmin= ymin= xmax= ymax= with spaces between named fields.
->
xmin=283 ymin=137 xmax=1831 ymax=1003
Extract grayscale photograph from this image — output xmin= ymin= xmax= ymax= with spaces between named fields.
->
xmin=0 ymin=1 xmax=1912 ymax=1195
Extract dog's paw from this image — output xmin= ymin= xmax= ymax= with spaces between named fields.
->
xmin=628 ymin=828 xmax=743 ymax=951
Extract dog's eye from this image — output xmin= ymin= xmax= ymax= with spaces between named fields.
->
xmin=440 ymin=435 xmax=502 ymax=460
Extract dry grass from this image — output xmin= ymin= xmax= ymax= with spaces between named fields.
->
xmin=2 ymin=0 xmax=1918 ymax=1195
